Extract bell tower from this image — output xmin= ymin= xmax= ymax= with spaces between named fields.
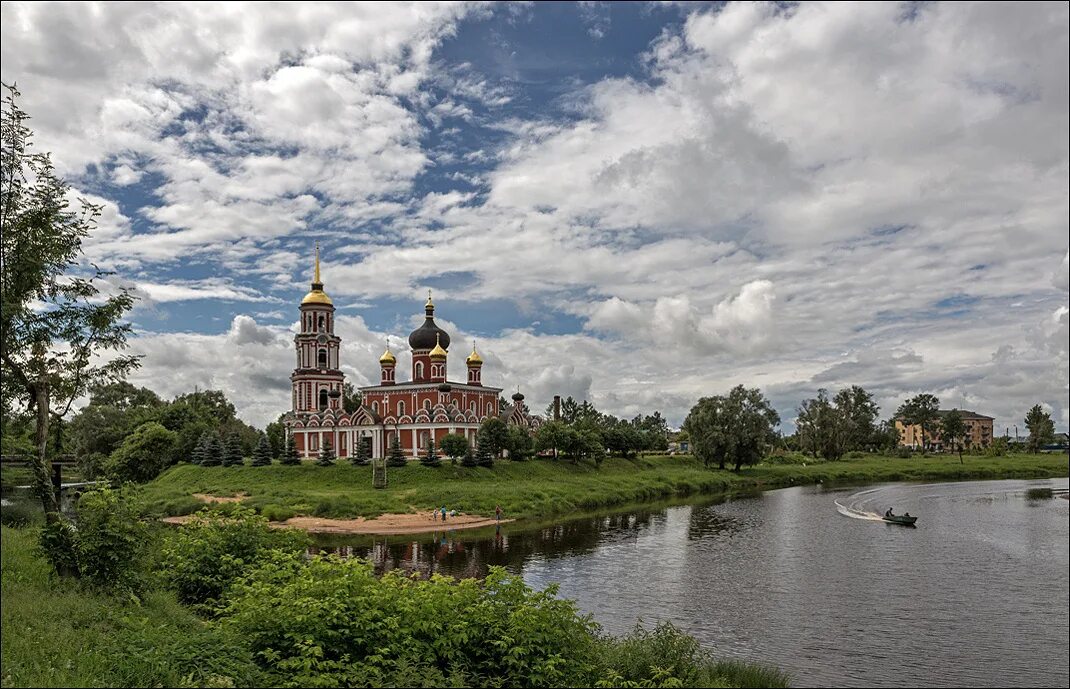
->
xmin=291 ymin=244 xmax=346 ymax=415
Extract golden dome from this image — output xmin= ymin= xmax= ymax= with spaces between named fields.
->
xmin=379 ymin=346 xmax=396 ymax=365
xmin=429 ymin=333 xmax=447 ymax=359
xmin=301 ymin=289 xmax=333 ymax=306
xmin=466 ymin=342 xmax=483 ymax=366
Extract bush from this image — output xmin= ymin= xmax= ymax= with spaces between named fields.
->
xmin=106 ymin=422 xmax=177 ymax=483
xmin=160 ymin=508 xmax=308 ymax=611
xmin=75 ymin=486 xmax=148 ymax=591
xmin=0 ymin=498 xmax=43 ymax=527
xmin=221 ymin=557 xmax=601 ymax=687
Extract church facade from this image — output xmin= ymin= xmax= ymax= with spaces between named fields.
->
xmin=284 ymin=249 xmax=534 ymax=459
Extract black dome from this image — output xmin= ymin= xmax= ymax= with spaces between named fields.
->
xmin=408 ymin=301 xmax=451 ymax=350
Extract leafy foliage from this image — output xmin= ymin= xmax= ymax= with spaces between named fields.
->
xmin=1024 ymin=404 xmax=1055 ymax=454
xmin=683 ymin=386 xmax=780 ymax=471
xmin=105 ymin=422 xmax=177 ymax=483
xmin=895 ymin=394 xmax=940 ymax=450
xmin=939 ymin=409 xmax=967 ymax=463
xmin=159 ymin=508 xmax=308 ymax=611
xmin=440 ymin=432 xmax=468 ymax=464
xmin=478 ymin=416 xmax=510 ymax=458
xmin=73 ymin=486 xmax=147 ymax=591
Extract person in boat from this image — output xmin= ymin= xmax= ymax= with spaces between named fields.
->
xmin=885 ymin=508 xmax=894 ymax=518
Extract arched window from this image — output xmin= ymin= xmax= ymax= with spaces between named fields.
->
xmin=423 ymin=399 xmax=431 ymax=411
xmin=397 ymin=400 xmax=405 ymax=417
xmin=470 ymin=400 xmax=476 ymax=413
xmin=420 ymin=431 xmax=430 ymax=449
xmin=414 ymin=361 xmax=424 ymax=379
xmin=372 ymin=401 xmax=379 ymax=414
xmin=317 ymin=315 xmax=325 ymax=331
xmin=318 ymin=349 xmax=327 ymax=368
xmin=319 ymin=389 xmax=329 ymax=410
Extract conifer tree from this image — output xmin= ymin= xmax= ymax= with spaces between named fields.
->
xmin=280 ymin=433 xmax=301 ymax=465
xmin=461 ymin=444 xmax=477 ymax=468
xmin=386 ymin=434 xmax=407 ymax=467
xmin=222 ymin=433 xmax=244 ymax=467
xmin=317 ymin=438 xmax=335 ymax=466
xmin=201 ymin=432 xmax=223 ymax=467
xmin=191 ymin=430 xmax=211 ymax=465
xmin=420 ymin=438 xmax=442 ymax=467
xmin=475 ymin=441 xmax=494 ymax=468
xmin=251 ymin=433 xmax=272 ymax=466
xmin=350 ymin=435 xmax=371 ymax=466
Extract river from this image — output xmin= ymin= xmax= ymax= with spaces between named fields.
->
xmin=314 ymin=478 xmax=1070 ymax=687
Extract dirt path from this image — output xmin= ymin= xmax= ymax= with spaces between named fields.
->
xmin=162 ymin=511 xmax=513 ymax=535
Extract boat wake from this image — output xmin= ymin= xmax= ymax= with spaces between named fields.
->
xmin=834 ymin=487 xmax=888 ymax=521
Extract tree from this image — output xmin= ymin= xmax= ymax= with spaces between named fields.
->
xmin=833 ymin=386 xmax=879 ymax=451
xmin=201 ymin=432 xmax=224 ymax=467
xmin=504 ymin=424 xmax=533 ymax=460
xmin=265 ymin=416 xmax=286 ymax=459
xmin=317 ymin=438 xmax=335 ymax=466
xmin=684 ymin=386 xmax=780 ymax=472
xmin=251 ymin=433 xmax=272 ymax=467
xmin=386 ymin=434 xmax=407 ymax=467
xmin=795 ymin=389 xmax=848 ymax=460
xmin=222 ymin=433 xmax=244 ymax=467
xmin=475 ymin=440 xmax=494 ymax=468
xmin=461 ymin=443 xmax=477 ymax=468
xmin=478 ymin=417 xmax=510 ymax=458
xmin=280 ymin=433 xmax=301 ymax=465
xmin=872 ymin=420 xmax=901 ymax=454
xmin=350 ymin=434 xmax=371 ymax=466
xmin=1 ymin=84 xmax=141 ymax=520
xmin=342 ymin=382 xmax=362 ymax=414
xmin=191 ymin=430 xmax=211 ymax=465
xmin=440 ymin=433 xmax=468 ymax=465
xmin=895 ymin=394 xmax=940 ymax=451
xmin=1024 ymin=404 xmax=1055 ymax=454
xmin=105 ymin=422 xmax=177 ymax=483
xmin=534 ymin=421 xmax=568 ymax=460
xmin=420 ymin=438 xmax=441 ymax=468
xmin=939 ymin=409 xmax=967 ymax=464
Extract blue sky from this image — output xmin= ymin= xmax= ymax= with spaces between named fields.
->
xmin=2 ymin=1 xmax=1068 ymax=430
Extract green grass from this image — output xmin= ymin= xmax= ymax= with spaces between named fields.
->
xmin=140 ymin=452 xmax=1070 ymax=522
xmin=0 ymin=526 xmax=260 ymax=688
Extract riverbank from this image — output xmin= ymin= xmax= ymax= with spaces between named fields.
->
xmin=140 ymin=452 xmax=1069 ymax=526
xmin=162 ymin=511 xmax=515 ymax=534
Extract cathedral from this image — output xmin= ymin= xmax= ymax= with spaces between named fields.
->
xmin=284 ymin=248 xmax=537 ymax=460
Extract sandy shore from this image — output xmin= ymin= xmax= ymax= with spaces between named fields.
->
xmin=162 ymin=511 xmax=513 ymax=535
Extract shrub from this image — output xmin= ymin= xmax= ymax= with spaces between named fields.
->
xmin=317 ymin=440 xmax=336 ymax=467
xmin=387 ymin=434 xmax=407 ymax=467
xmin=159 ymin=508 xmax=308 ymax=611
xmin=251 ymin=433 xmax=272 ymax=467
xmin=420 ymin=438 xmax=442 ymax=468
xmin=260 ymin=504 xmax=297 ymax=522
xmin=221 ymin=558 xmax=601 ymax=687
xmin=280 ymin=433 xmax=301 ymax=465
xmin=440 ymin=433 xmax=468 ymax=464
xmin=350 ymin=435 xmax=371 ymax=466
xmin=0 ymin=498 xmax=43 ymax=527
xmin=106 ymin=422 xmax=177 ymax=483
xmin=75 ymin=486 xmax=148 ymax=591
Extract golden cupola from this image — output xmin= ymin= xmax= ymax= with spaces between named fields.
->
xmin=379 ymin=346 xmax=396 ymax=366
xmin=301 ymin=244 xmax=333 ymax=306
xmin=466 ymin=342 xmax=483 ymax=366
xmin=429 ymin=333 xmax=447 ymax=360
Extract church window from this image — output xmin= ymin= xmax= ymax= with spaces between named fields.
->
xmin=372 ymin=401 xmax=379 ymax=414
xmin=318 ymin=349 xmax=327 ymax=368
xmin=420 ymin=431 xmax=430 ymax=449
xmin=318 ymin=315 xmax=325 ymax=331
xmin=470 ymin=400 xmax=476 ymax=413
xmin=397 ymin=400 xmax=405 ymax=417
xmin=415 ymin=361 xmax=424 ymax=379
xmin=423 ymin=399 xmax=431 ymax=411
xmin=310 ymin=434 xmax=318 ymax=451
xmin=319 ymin=389 xmax=328 ymax=410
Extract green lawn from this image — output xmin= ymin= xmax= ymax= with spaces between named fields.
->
xmin=140 ymin=452 xmax=1070 ymax=522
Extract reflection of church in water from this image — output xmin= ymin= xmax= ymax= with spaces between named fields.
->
xmin=284 ymin=247 xmax=538 ymax=459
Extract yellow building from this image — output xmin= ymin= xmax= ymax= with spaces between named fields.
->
xmin=896 ymin=410 xmax=994 ymax=450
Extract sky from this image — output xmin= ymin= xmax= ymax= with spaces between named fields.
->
xmin=2 ymin=1 xmax=1067 ymax=432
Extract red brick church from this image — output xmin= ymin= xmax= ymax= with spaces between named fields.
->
xmin=284 ymin=248 xmax=536 ymax=459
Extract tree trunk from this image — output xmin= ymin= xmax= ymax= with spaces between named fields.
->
xmin=31 ymin=370 xmax=61 ymax=519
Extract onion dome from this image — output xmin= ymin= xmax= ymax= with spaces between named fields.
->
xmin=511 ymin=389 xmax=524 ymax=402
xmin=466 ymin=341 xmax=483 ymax=366
xmin=379 ymin=346 xmax=396 ymax=366
xmin=407 ymin=290 xmax=451 ymax=350
xmin=301 ymin=244 xmax=334 ymax=306
xmin=429 ymin=333 xmax=447 ymax=360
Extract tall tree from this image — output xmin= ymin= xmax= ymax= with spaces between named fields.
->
xmin=833 ymin=385 xmax=880 ymax=451
xmin=796 ymin=389 xmax=847 ymax=460
xmin=1 ymin=84 xmax=141 ymax=519
xmin=939 ymin=409 xmax=967 ymax=464
xmin=478 ymin=417 xmax=509 ymax=458
xmin=461 ymin=443 xmax=477 ymax=468
xmin=201 ymin=432 xmax=224 ymax=467
xmin=895 ymin=394 xmax=940 ymax=451
xmin=342 ymin=382 xmax=362 ymax=414
xmin=439 ymin=433 xmax=468 ymax=465
xmin=222 ymin=433 xmax=244 ymax=467
xmin=684 ymin=386 xmax=780 ymax=472
xmin=475 ymin=440 xmax=494 ymax=468
xmin=1024 ymin=404 xmax=1055 ymax=454
xmin=350 ymin=434 xmax=371 ymax=466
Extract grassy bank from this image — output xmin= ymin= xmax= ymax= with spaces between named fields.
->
xmin=141 ymin=452 xmax=1070 ymax=522
xmin=0 ymin=526 xmax=259 ymax=688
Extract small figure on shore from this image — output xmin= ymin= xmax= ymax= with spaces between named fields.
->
xmin=495 ymin=504 xmax=502 ymax=522
xmin=441 ymin=506 xmax=447 ymax=521
xmin=431 ymin=509 xmax=438 ymax=522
